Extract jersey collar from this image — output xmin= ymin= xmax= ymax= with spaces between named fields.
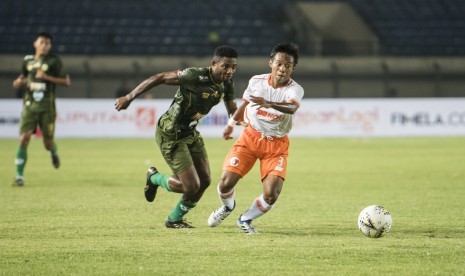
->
xmin=268 ymin=74 xmax=292 ymax=88
xmin=209 ymin=67 xmax=222 ymax=86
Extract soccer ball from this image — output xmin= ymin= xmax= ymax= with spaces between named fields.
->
xmin=358 ymin=205 xmax=392 ymax=238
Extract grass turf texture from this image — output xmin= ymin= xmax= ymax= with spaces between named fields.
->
xmin=1 ymin=137 xmax=464 ymax=275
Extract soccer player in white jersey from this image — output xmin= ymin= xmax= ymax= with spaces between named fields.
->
xmin=208 ymin=42 xmax=304 ymax=234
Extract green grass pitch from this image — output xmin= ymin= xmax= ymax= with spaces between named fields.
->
xmin=1 ymin=137 xmax=464 ymax=275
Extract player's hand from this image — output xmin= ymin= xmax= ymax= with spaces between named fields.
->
xmin=250 ymin=95 xmax=271 ymax=108
xmin=12 ymin=77 xmax=26 ymax=89
xmin=223 ymin=125 xmax=234 ymax=140
xmin=64 ymin=75 xmax=71 ymax=86
xmin=115 ymin=96 xmax=131 ymax=111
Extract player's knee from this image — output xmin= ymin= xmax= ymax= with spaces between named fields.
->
xmin=218 ymin=183 xmax=233 ymax=195
xmin=263 ymin=194 xmax=279 ymax=205
xmin=19 ymin=133 xmax=31 ymax=146
xmin=218 ymin=172 xmax=239 ymax=193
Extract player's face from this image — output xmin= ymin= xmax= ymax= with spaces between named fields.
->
xmin=34 ymin=36 xmax=52 ymax=57
xmin=269 ymin=52 xmax=295 ymax=85
xmin=211 ymin=57 xmax=238 ymax=83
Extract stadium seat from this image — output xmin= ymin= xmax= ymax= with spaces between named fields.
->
xmin=1 ymin=0 xmax=464 ymax=56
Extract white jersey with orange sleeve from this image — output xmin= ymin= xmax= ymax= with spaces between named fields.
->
xmin=243 ymin=73 xmax=304 ymax=138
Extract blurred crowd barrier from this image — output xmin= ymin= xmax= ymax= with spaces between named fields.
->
xmin=1 ymin=55 xmax=465 ymax=99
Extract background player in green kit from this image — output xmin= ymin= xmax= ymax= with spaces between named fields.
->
xmin=12 ymin=32 xmax=71 ymax=186
xmin=115 ymin=46 xmax=238 ymax=228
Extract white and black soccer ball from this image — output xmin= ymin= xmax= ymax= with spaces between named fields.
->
xmin=358 ymin=205 xmax=392 ymax=238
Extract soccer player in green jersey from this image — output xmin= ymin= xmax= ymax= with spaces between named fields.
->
xmin=12 ymin=32 xmax=71 ymax=186
xmin=115 ymin=46 xmax=238 ymax=228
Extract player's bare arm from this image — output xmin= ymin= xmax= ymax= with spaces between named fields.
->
xmin=115 ymin=70 xmax=179 ymax=111
xmin=35 ymin=71 xmax=71 ymax=87
xmin=250 ymin=95 xmax=299 ymax=114
xmin=223 ymin=100 xmax=248 ymax=140
xmin=12 ymin=75 xmax=26 ymax=89
xmin=224 ymin=99 xmax=238 ymax=118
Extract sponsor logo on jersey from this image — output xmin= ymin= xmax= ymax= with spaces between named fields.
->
xmin=256 ymin=109 xmax=285 ymax=121
xmin=202 ymin=90 xmax=220 ymax=99
xmin=199 ymin=76 xmax=209 ymax=82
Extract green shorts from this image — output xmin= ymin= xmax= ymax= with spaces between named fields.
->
xmin=19 ymin=107 xmax=56 ymax=139
xmin=155 ymin=128 xmax=208 ymax=175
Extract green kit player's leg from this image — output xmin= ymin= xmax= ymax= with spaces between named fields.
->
xmin=15 ymin=145 xmax=27 ymax=176
xmin=13 ymin=145 xmax=27 ymax=186
xmin=40 ymin=111 xmax=59 ymax=169
xmin=49 ymin=142 xmax=60 ymax=169
xmin=144 ymin=167 xmax=196 ymax=228
xmin=150 ymin=172 xmax=171 ymax=191
xmin=144 ymin=167 xmax=159 ymax=202
xmin=145 ymin=166 xmax=178 ymax=201
xmin=165 ymin=198 xmax=196 ymax=228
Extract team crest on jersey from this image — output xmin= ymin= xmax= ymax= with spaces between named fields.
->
xmin=229 ymin=157 xmax=240 ymax=167
xmin=212 ymin=91 xmax=219 ymax=98
xmin=27 ymin=61 xmax=44 ymax=72
xmin=202 ymin=92 xmax=209 ymax=99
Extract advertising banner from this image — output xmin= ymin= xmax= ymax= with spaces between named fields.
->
xmin=1 ymin=98 xmax=464 ymax=138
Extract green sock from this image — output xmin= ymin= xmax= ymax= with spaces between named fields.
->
xmin=15 ymin=146 xmax=27 ymax=177
xmin=150 ymin=173 xmax=171 ymax=191
xmin=168 ymin=198 xmax=197 ymax=221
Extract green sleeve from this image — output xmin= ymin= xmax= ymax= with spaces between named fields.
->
xmin=177 ymin=67 xmax=199 ymax=86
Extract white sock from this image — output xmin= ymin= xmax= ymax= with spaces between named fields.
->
xmin=218 ymin=184 xmax=235 ymax=210
xmin=240 ymin=194 xmax=273 ymax=221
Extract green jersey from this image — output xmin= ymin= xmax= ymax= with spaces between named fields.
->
xmin=158 ymin=67 xmax=235 ymax=139
xmin=21 ymin=54 xmax=66 ymax=112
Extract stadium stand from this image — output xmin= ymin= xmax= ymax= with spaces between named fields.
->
xmin=351 ymin=0 xmax=465 ymax=56
xmin=0 ymin=0 xmax=287 ymax=56
xmin=1 ymin=0 xmax=464 ymax=99
xmin=1 ymin=0 xmax=464 ymax=56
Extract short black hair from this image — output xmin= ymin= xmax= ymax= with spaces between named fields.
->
xmin=270 ymin=42 xmax=299 ymax=66
xmin=213 ymin=45 xmax=238 ymax=59
xmin=35 ymin=32 xmax=53 ymax=42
